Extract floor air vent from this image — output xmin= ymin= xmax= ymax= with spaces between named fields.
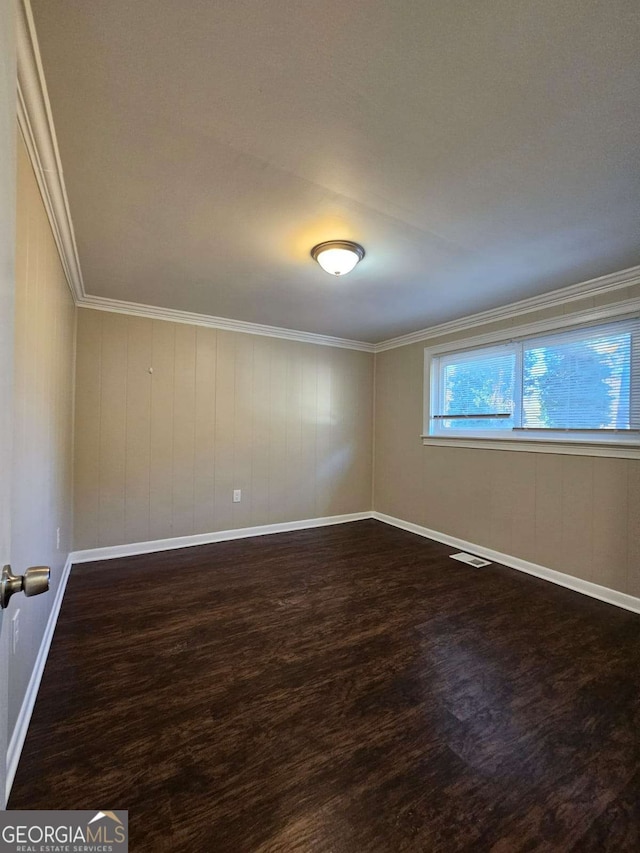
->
xmin=450 ymin=552 xmax=491 ymax=568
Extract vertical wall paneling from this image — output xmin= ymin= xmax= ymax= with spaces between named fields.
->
xmin=282 ymin=342 xmax=302 ymax=523
xmin=560 ymin=455 xmax=593 ymax=582
xmin=249 ymin=336 xmax=272 ymax=526
xmin=267 ymin=340 xmax=288 ymax=523
xmin=149 ymin=320 xmax=176 ymax=540
xmin=374 ymin=293 xmax=640 ymax=597
xmin=193 ymin=327 xmax=217 ymax=534
xmin=232 ymin=333 xmax=254 ymax=529
xmin=10 ymin=137 xmax=75 ymax=738
xmin=534 ymin=453 xmax=564 ymax=572
xmin=125 ymin=317 xmax=153 ymax=544
xmin=507 ymin=452 xmax=537 ymax=563
xmin=172 ymin=324 xmax=197 ymax=536
xmin=212 ymin=331 xmax=236 ymax=533
xmin=73 ymin=309 xmax=101 ymax=548
xmin=592 ymin=457 xmax=628 ymax=593
xmin=98 ymin=316 xmax=127 ymax=547
xmin=75 ymin=312 xmax=374 ymax=549
xmin=626 ymin=461 xmax=640 ymax=597
xmin=299 ymin=343 xmax=318 ymax=521
xmin=314 ymin=346 xmax=333 ymax=516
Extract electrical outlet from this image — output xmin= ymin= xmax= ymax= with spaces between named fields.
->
xmin=56 ymin=527 xmax=61 ymax=550
xmin=12 ymin=609 xmax=20 ymax=654
xmin=233 ymin=489 xmax=241 ymax=503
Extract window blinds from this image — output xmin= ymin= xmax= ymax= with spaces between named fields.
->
xmin=431 ymin=318 xmax=640 ymax=436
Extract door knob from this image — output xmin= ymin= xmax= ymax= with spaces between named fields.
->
xmin=1 ymin=564 xmax=50 ymax=609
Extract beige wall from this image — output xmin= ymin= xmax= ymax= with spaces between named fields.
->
xmin=9 ymin=136 xmax=76 ymax=735
xmin=74 ymin=310 xmax=374 ymax=549
xmin=1 ymin=0 xmax=16 ymax=803
xmin=374 ymin=290 xmax=640 ymax=598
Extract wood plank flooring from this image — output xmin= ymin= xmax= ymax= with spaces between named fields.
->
xmin=9 ymin=520 xmax=640 ymax=851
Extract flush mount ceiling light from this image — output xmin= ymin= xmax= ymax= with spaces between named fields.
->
xmin=310 ymin=240 xmax=365 ymax=276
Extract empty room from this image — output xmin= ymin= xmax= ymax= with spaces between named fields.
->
xmin=1 ymin=0 xmax=639 ymax=850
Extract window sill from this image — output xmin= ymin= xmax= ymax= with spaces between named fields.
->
xmin=420 ymin=435 xmax=640 ymax=459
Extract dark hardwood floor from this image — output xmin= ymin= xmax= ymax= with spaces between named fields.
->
xmin=9 ymin=520 xmax=640 ymax=851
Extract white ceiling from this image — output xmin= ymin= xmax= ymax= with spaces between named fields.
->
xmin=31 ymin=0 xmax=640 ymax=343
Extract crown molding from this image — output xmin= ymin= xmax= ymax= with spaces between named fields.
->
xmin=15 ymin=0 xmax=640 ymax=356
xmin=78 ymin=295 xmax=377 ymax=352
xmin=16 ymin=0 xmax=85 ymax=302
xmin=75 ymin=265 xmax=640 ymax=357
xmin=374 ymin=265 xmax=640 ymax=352
xmin=421 ymin=297 xmax=640 ymax=357
xmin=15 ymin=0 xmax=373 ymax=354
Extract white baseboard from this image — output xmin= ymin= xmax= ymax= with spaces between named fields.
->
xmin=5 ymin=553 xmax=73 ymax=806
xmin=71 ymin=510 xmax=640 ymax=614
xmin=7 ymin=511 xmax=636 ymax=807
xmin=6 ymin=514 xmax=371 ymax=804
xmin=70 ymin=512 xmax=374 ymax=563
xmin=372 ymin=511 xmax=640 ymax=615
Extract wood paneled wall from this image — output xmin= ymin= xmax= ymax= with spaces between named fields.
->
xmin=0 ymin=2 xmax=16 ymax=798
xmin=74 ymin=310 xmax=374 ymax=549
xmin=374 ymin=293 xmax=640 ymax=598
xmin=10 ymin=136 xmax=76 ymax=735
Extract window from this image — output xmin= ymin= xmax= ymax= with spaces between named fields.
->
xmin=427 ymin=318 xmax=640 ymax=448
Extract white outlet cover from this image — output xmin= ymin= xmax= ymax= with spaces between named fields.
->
xmin=450 ymin=552 xmax=491 ymax=568
xmin=233 ymin=489 xmax=241 ymax=503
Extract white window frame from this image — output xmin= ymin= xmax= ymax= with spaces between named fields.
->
xmin=422 ymin=309 xmax=640 ymax=459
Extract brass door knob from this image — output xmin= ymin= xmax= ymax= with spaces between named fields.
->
xmin=1 ymin=564 xmax=50 ymax=609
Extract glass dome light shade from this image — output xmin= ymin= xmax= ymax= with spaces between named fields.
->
xmin=311 ymin=241 xmax=365 ymax=276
